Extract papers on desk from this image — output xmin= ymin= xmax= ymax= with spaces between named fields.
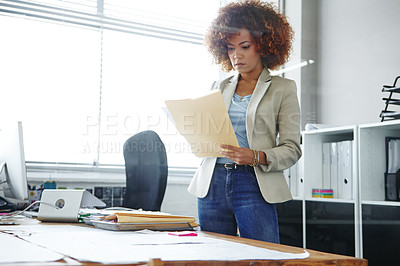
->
xmin=164 ymin=92 xmax=239 ymax=157
xmin=80 ymin=208 xmax=199 ymax=231
xmin=0 ymin=231 xmax=64 ymax=264
xmin=93 ymin=212 xmax=198 ymax=231
xmin=2 ymin=222 xmax=310 ymax=264
xmin=105 ymin=211 xmax=196 ymax=224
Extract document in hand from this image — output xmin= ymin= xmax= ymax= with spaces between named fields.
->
xmin=165 ymin=91 xmax=239 ymax=157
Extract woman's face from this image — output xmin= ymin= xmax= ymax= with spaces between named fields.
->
xmin=226 ymin=28 xmax=263 ymax=75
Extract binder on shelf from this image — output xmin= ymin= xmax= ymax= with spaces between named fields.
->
xmin=330 ymin=142 xmax=339 ymax=198
xmin=337 ymin=140 xmax=353 ymax=199
xmin=283 ymin=168 xmax=290 ymax=189
xmin=290 ymin=163 xmax=298 ymax=196
xmin=385 ymin=171 xmax=400 ymax=201
xmin=297 ymin=154 xmax=305 ymax=198
xmin=284 ymin=163 xmax=299 ymax=197
xmin=322 ymin=142 xmax=331 ymax=189
xmin=385 ymin=137 xmax=400 ymax=201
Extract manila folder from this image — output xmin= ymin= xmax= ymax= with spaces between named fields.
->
xmin=165 ymin=92 xmax=239 ymax=157
xmin=105 ymin=212 xmax=196 ymax=224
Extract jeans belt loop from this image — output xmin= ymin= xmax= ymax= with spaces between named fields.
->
xmin=224 ymin=163 xmax=237 ymax=169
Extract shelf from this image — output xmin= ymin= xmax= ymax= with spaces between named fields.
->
xmin=361 ymin=200 xmax=400 ymax=207
xmin=303 ymin=124 xmax=356 ymax=135
xmin=358 ymin=119 xmax=400 ymax=130
xmin=305 ymin=198 xmax=355 ymax=204
xmin=292 ymin=195 xmax=304 ymax=201
xmin=358 ymin=122 xmax=400 ymax=201
xmin=302 ymin=126 xmax=356 ymax=200
xmin=286 ymin=120 xmax=400 ymax=260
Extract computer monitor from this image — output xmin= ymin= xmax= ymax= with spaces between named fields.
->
xmin=0 ymin=121 xmax=29 ymax=201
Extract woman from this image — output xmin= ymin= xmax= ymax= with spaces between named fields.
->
xmin=187 ymin=0 xmax=302 ymax=243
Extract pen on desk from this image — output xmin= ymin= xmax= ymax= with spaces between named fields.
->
xmin=168 ymin=231 xmax=198 ymax=237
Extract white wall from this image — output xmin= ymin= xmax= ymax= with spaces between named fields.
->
xmin=316 ymin=0 xmax=400 ymax=126
xmin=285 ymin=0 xmax=400 ymax=127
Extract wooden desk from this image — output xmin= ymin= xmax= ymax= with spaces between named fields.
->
xmin=0 ymin=217 xmax=367 ymax=266
xmin=177 ymin=232 xmax=368 ymax=266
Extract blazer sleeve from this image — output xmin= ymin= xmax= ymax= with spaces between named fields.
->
xmin=260 ymin=79 xmax=302 ymax=172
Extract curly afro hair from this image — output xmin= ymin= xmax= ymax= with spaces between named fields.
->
xmin=204 ymin=0 xmax=294 ymax=72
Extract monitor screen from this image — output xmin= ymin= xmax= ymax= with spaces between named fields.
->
xmin=0 ymin=121 xmax=29 ymax=201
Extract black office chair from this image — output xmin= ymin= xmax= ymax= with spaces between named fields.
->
xmin=122 ymin=130 xmax=168 ymax=211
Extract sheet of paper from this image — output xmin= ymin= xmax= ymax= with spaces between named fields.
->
xmin=165 ymin=92 xmax=239 ymax=157
xmin=0 ymin=232 xmax=65 ymax=264
xmin=4 ymin=223 xmax=309 ymax=264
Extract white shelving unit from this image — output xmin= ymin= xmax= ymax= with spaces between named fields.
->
xmin=302 ymin=125 xmax=358 ymax=202
xmin=287 ymin=119 xmax=400 ymax=261
xmin=358 ymin=120 xmax=400 ymax=203
xmin=301 ymin=125 xmax=360 ymax=258
xmin=357 ymin=119 xmax=400 ymax=259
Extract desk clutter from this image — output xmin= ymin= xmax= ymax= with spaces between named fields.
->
xmin=30 ymin=189 xmax=199 ymax=231
xmin=0 ymin=216 xmax=311 ymax=265
xmin=81 ymin=209 xmax=199 ymax=231
xmin=17 ymin=186 xmax=199 ymax=231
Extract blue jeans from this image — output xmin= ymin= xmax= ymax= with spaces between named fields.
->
xmin=198 ymin=165 xmax=280 ymax=243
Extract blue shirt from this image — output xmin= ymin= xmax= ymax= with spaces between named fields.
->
xmin=217 ymin=93 xmax=252 ymax=164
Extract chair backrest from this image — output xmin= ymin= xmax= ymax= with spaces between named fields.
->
xmin=122 ymin=130 xmax=168 ymax=211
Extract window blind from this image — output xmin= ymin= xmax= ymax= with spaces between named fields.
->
xmin=0 ymin=0 xmax=204 ymax=44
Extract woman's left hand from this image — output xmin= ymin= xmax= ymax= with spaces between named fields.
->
xmin=220 ymin=144 xmax=254 ymax=165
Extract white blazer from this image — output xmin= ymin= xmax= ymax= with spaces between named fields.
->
xmin=187 ymin=68 xmax=302 ymax=203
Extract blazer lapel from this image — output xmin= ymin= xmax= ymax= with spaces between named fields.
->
xmin=246 ymin=68 xmax=272 ymax=146
xmin=221 ymin=74 xmax=239 ymax=108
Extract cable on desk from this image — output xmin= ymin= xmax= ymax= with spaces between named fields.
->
xmin=0 ymin=200 xmax=59 ymax=220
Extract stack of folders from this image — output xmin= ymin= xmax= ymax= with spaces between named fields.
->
xmin=385 ymin=137 xmax=400 ymax=201
xmin=312 ymin=189 xmax=333 ymax=198
xmin=320 ymin=140 xmax=353 ymax=199
xmin=90 ymin=211 xmax=199 ymax=231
